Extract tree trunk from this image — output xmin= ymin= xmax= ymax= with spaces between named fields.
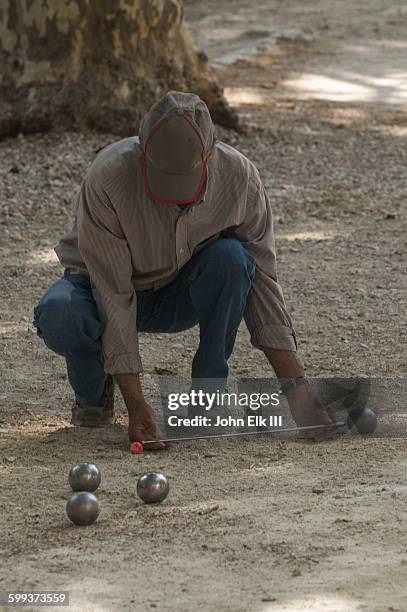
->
xmin=0 ymin=0 xmax=238 ymax=137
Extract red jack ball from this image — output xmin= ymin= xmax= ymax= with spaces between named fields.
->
xmin=130 ymin=441 xmax=144 ymax=455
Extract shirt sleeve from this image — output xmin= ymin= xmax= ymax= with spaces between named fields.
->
xmin=228 ymin=172 xmax=297 ymax=351
xmin=76 ymin=177 xmax=143 ymax=375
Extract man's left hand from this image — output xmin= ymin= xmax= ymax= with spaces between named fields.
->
xmin=285 ymin=382 xmax=337 ymax=437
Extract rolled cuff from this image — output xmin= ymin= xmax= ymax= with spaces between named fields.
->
xmin=104 ymin=352 xmax=143 ymax=376
xmin=250 ymin=323 xmax=298 ymax=352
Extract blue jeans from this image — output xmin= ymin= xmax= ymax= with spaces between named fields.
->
xmin=33 ymin=239 xmax=256 ymax=407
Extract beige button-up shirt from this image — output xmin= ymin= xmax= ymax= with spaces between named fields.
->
xmin=55 ymin=137 xmax=297 ymax=375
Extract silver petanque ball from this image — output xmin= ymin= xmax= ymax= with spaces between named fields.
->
xmin=66 ymin=491 xmax=100 ymax=526
xmin=136 ymin=472 xmax=169 ymax=504
xmin=68 ymin=463 xmax=101 ymax=492
xmin=347 ymin=407 xmax=378 ymax=435
xmin=348 ymin=408 xmax=377 ymax=435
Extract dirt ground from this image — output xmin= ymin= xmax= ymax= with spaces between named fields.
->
xmin=1 ymin=1 xmax=407 ymax=610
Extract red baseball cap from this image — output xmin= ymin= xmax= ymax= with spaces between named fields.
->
xmin=139 ymin=91 xmax=215 ymax=204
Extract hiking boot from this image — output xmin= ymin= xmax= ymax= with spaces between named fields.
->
xmin=71 ymin=375 xmax=115 ymax=427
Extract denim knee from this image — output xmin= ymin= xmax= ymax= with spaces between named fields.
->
xmin=33 ymin=294 xmax=72 ymax=355
xmin=34 ymin=285 xmax=92 ymax=355
xmin=200 ymin=238 xmax=256 ymax=282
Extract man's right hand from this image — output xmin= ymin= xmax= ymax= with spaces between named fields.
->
xmin=127 ymin=397 xmax=167 ymax=450
xmin=114 ymin=373 xmax=168 ymax=450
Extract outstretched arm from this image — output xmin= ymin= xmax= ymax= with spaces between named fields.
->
xmin=227 ymin=169 xmax=334 ymax=430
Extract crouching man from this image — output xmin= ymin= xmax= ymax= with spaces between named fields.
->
xmin=33 ymin=91 xmax=335 ymax=449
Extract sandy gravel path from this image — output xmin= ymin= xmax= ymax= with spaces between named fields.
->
xmin=0 ymin=1 xmax=406 ymax=610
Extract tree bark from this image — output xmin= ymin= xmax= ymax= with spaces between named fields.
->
xmin=0 ymin=0 xmax=238 ymax=137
